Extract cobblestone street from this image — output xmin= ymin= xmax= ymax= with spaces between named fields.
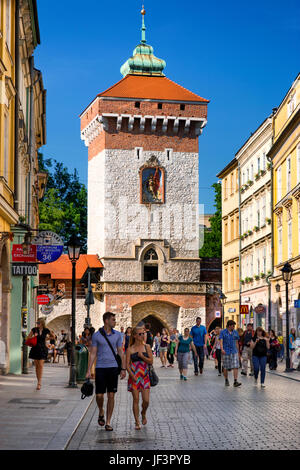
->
xmin=67 ymin=358 xmax=300 ymax=451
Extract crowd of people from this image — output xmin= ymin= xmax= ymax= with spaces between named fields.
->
xmin=26 ymin=312 xmax=299 ymax=430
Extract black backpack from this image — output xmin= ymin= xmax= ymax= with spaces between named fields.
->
xmin=80 ymin=379 xmax=94 ymax=399
xmin=146 ymin=330 xmax=154 ymax=348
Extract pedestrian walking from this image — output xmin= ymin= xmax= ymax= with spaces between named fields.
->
xmin=237 ymin=328 xmax=244 ymax=368
xmin=65 ymin=329 xmax=72 ymax=366
xmin=174 ymin=328 xmax=197 ymax=381
xmin=159 ymin=328 xmax=170 ymax=368
xmin=269 ymin=330 xmax=280 ymax=370
xmin=26 ymin=318 xmax=50 ymax=390
xmin=123 ymin=327 xmax=132 ymax=353
xmin=85 ymin=312 xmax=126 ymax=432
xmin=212 ymin=326 xmax=222 ymax=376
xmin=241 ymin=323 xmax=254 ymax=376
xmin=250 ymin=327 xmax=270 ymax=387
xmin=277 ymin=332 xmax=284 ymax=361
xmin=219 ymin=320 xmax=242 ymax=387
xmin=153 ymin=332 xmax=160 ymax=357
xmin=167 ymin=328 xmax=177 ymax=368
xmin=144 ymin=323 xmax=154 ymax=349
xmin=190 ymin=317 xmax=207 ymax=375
xmin=126 ymin=326 xmax=153 ymax=430
xmin=289 ymin=328 xmax=297 ymax=367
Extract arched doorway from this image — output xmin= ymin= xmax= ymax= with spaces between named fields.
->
xmin=208 ymin=318 xmax=222 ymax=333
xmin=132 ymin=300 xmax=179 ymax=332
xmin=139 ymin=315 xmax=165 ymax=336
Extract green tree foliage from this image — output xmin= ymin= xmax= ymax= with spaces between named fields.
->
xmin=38 ymin=153 xmax=87 ymax=252
xmin=199 ymin=182 xmax=222 ymax=258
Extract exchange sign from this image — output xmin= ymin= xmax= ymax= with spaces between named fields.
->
xmin=12 ymin=244 xmax=37 ymax=263
xmin=32 ymin=231 xmax=64 ymax=263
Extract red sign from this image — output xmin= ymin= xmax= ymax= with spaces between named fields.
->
xmin=37 ymin=295 xmax=50 ymax=305
xmin=240 ymin=305 xmax=249 ymax=315
xmin=12 ymin=244 xmax=37 ymax=263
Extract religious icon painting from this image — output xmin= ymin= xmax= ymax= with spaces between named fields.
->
xmin=140 ymin=166 xmax=165 ymax=204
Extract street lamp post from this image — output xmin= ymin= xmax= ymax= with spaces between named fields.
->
xmin=219 ymin=293 xmax=227 ymax=330
xmin=67 ymin=234 xmax=81 ymax=388
xmin=280 ymin=262 xmax=293 ymax=372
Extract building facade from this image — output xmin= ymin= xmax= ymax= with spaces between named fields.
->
xmin=270 ymin=74 xmax=300 ymax=337
xmin=80 ymin=9 xmax=221 ymax=333
xmin=0 ymin=0 xmax=46 ymax=374
xmin=237 ymin=116 xmax=273 ymax=330
xmin=217 ymin=159 xmax=240 ymax=327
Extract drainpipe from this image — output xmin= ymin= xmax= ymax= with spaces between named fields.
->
xmin=238 ymin=161 xmax=241 ymax=327
xmin=14 ymin=0 xmax=20 ymax=213
xmin=28 ymin=56 xmax=34 ymax=227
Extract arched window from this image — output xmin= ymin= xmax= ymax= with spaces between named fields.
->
xmin=144 ymin=248 xmax=158 ymax=261
xmin=143 ymin=248 xmax=158 ymax=281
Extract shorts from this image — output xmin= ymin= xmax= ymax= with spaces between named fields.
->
xmin=223 ymin=353 xmax=239 ymax=370
xmin=95 ymin=367 xmax=119 ymax=394
xmin=160 ymin=347 xmax=168 ymax=353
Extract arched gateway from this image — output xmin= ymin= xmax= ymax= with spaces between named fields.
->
xmin=132 ymin=301 xmax=179 ymax=333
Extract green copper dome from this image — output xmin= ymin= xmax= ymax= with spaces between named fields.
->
xmin=120 ymin=8 xmax=166 ymax=77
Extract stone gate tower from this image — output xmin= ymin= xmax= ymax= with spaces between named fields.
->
xmin=80 ymin=8 xmax=212 ymax=332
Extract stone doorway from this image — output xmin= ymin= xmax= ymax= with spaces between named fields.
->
xmin=140 ymin=315 xmax=165 ymax=336
xmin=132 ymin=300 xmax=179 ymax=332
xmin=208 ymin=318 xmax=222 ymax=333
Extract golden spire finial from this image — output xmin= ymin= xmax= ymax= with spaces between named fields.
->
xmin=141 ymin=5 xmax=146 ymax=15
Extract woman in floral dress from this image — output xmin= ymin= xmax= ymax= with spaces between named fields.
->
xmin=126 ymin=326 xmax=153 ymax=430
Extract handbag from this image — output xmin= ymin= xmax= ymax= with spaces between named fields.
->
xmin=148 ymin=364 xmax=159 ymax=387
xmin=99 ymin=328 xmax=122 ymax=375
xmin=25 ymin=336 xmax=37 ymax=348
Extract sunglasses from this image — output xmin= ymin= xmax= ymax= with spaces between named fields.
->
xmin=137 ymin=332 xmax=145 ymax=336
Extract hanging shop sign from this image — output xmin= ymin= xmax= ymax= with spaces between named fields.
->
xmin=12 ymin=244 xmax=37 ymax=263
xmin=240 ymin=305 xmax=249 ymax=315
xmin=215 ymin=311 xmax=221 ymax=318
xmin=228 ymin=308 xmax=236 ymax=313
xmin=12 ymin=263 xmax=38 ymax=276
xmin=294 ymin=300 xmax=300 ymax=308
xmin=37 ymin=294 xmax=50 ymax=305
xmin=40 ymin=294 xmax=54 ymax=315
xmin=254 ymin=304 xmax=266 ymax=314
xmin=32 ymin=231 xmax=64 ymax=263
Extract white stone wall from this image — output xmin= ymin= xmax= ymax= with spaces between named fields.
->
xmin=44 ymin=298 xmax=105 ymax=337
xmin=88 ymin=149 xmax=199 ymax=260
xmin=88 ymin=149 xmax=105 ymax=256
xmin=178 ymin=307 xmax=206 ymax=333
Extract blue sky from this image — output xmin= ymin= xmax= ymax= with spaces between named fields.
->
xmin=35 ymin=0 xmax=300 ymax=213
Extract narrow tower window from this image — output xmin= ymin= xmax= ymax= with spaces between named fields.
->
xmin=158 ymin=103 xmax=163 ymax=109
xmin=180 ymin=104 xmax=185 ymax=111
xmin=135 ymin=101 xmax=140 ymax=108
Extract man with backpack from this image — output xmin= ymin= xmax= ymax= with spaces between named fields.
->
xmin=145 ymin=323 xmax=154 ymax=349
xmin=86 ymin=312 xmax=126 ymax=431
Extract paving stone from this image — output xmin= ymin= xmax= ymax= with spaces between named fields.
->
xmin=67 ymin=357 xmax=300 ymax=451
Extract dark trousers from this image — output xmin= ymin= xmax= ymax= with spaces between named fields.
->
xmin=66 ymin=343 xmax=72 ymax=365
xmin=216 ymin=349 xmax=222 ymax=374
xmin=269 ymin=348 xmax=278 ymax=370
xmin=193 ymin=346 xmax=204 ymax=372
xmin=167 ymin=350 xmax=174 ymax=365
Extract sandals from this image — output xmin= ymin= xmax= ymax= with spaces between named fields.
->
xmin=105 ymin=424 xmax=113 ymax=431
xmin=36 ymin=384 xmax=41 ymax=390
xmin=141 ymin=413 xmax=147 ymax=425
xmin=98 ymin=415 xmax=105 ymax=427
xmin=135 ymin=422 xmax=141 ymax=430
